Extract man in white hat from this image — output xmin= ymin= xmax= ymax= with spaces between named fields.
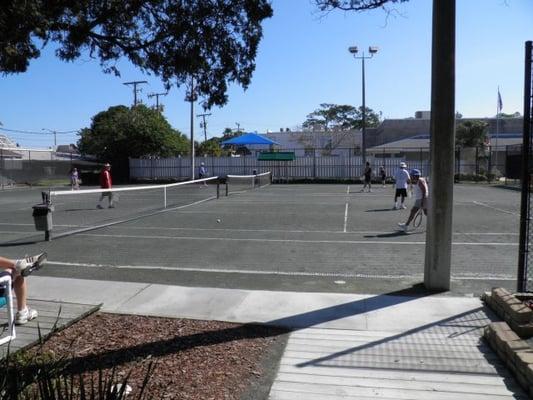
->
xmin=393 ymin=162 xmax=410 ymax=210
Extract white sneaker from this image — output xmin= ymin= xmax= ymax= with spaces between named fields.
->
xmin=393 ymin=205 xmax=399 ymax=210
xmin=15 ymin=252 xmax=47 ymax=277
xmin=15 ymin=308 xmax=38 ymax=325
xmin=401 ymin=204 xmax=407 ymax=209
xmin=398 ymin=223 xmax=408 ymax=232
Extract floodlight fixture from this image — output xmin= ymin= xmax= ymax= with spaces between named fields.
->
xmin=368 ymin=46 xmax=379 ymax=54
xmin=348 ymin=46 xmax=358 ymax=54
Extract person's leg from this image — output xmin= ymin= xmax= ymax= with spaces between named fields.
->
xmin=12 ymin=275 xmax=38 ymax=324
xmin=97 ymin=193 xmax=104 ymax=208
xmin=400 ymin=189 xmax=407 ymax=208
xmin=108 ymin=193 xmax=115 ymax=208
xmin=398 ymin=206 xmax=420 ymax=231
xmin=12 ymin=275 xmax=27 ymax=311
xmin=394 ymin=189 xmax=399 ymax=209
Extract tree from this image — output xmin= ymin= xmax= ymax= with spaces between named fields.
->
xmin=455 ymin=120 xmax=488 ymax=148
xmin=197 ymin=137 xmax=225 ymax=157
xmin=302 ymin=103 xmax=381 ymax=131
xmin=0 ymin=1 xmax=273 ymax=108
xmin=315 ymin=0 xmax=407 ymax=11
xmin=78 ymin=104 xmax=189 ymax=166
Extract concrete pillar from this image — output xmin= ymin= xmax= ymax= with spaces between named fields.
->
xmin=424 ymin=0 xmax=456 ymax=291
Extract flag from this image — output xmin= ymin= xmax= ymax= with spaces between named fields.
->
xmin=497 ymin=88 xmax=503 ymax=113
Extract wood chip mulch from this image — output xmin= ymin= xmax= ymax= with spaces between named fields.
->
xmin=27 ymin=312 xmax=289 ymax=399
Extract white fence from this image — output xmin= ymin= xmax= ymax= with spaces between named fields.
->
xmin=130 ymin=156 xmax=430 ymax=181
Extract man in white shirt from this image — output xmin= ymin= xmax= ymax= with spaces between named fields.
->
xmin=393 ymin=162 xmax=410 ymax=210
xmin=398 ymin=169 xmax=428 ymax=232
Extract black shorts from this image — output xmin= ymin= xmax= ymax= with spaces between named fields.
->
xmin=364 ymin=176 xmax=371 ymax=183
xmin=395 ymin=188 xmax=407 ymax=198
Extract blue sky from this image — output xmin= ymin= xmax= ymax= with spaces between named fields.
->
xmin=0 ymin=0 xmax=532 ymax=148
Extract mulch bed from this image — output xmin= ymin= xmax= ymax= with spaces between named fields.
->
xmin=27 ymin=312 xmax=289 ymax=399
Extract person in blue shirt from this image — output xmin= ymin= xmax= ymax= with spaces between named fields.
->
xmin=199 ymin=162 xmax=208 ymax=186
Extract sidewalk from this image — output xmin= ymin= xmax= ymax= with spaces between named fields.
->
xmin=29 ymin=276 xmax=526 ymax=399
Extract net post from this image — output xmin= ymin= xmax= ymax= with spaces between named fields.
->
xmin=216 ymin=182 xmax=220 ymax=199
xmin=164 ymin=186 xmax=167 ymax=208
xmin=225 ymin=182 xmax=229 ymax=196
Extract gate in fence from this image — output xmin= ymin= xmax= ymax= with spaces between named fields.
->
xmin=518 ymin=41 xmax=533 ymax=292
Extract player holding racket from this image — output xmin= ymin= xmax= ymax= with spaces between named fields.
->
xmin=398 ymin=169 xmax=428 ymax=232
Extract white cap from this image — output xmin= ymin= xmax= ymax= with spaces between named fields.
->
xmin=400 ymin=162 xmax=407 ymax=168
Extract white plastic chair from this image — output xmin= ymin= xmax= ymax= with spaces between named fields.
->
xmin=0 ymin=274 xmax=16 ymax=345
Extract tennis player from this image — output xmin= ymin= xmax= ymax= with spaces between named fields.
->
xmin=398 ymin=169 xmax=428 ymax=232
xmin=199 ymin=162 xmax=208 ymax=186
xmin=393 ymin=162 xmax=410 ymax=209
xmin=97 ymin=163 xmax=114 ymax=209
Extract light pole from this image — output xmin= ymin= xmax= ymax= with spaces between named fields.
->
xmin=348 ymin=45 xmax=378 ymax=166
xmin=185 ymin=78 xmax=198 ymax=180
xmin=41 ymin=128 xmax=57 ymax=149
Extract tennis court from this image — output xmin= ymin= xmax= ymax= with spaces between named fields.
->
xmin=0 ymin=179 xmax=520 ymax=295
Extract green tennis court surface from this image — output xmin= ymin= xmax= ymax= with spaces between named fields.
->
xmin=0 ymin=182 xmax=519 ymax=295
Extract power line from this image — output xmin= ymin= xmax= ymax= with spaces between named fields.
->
xmin=0 ymin=127 xmax=78 ymax=135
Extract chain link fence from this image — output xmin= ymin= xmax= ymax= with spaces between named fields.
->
xmin=0 ymin=148 xmax=100 ymax=188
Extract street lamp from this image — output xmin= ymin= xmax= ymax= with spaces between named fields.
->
xmin=348 ymin=45 xmax=378 ymax=166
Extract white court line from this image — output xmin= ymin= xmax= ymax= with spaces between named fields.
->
xmin=79 ymin=232 xmax=518 ymax=246
xmin=0 ymin=223 xmax=519 ymax=237
xmin=343 ymin=185 xmax=350 ymax=233
xmin=46 ymin=261 xmax=516 ymax=281
xmin=472 ymin=201 xmax=519 ymax=216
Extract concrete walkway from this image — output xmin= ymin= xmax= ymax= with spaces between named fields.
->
xmin=27 ymin=276 xmax=527 ymax=399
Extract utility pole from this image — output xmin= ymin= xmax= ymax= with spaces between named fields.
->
xmin=123 ymin=81 xmax=148 ymax=106
xmin=235 ymin=122 xmax=243 ymax=134
xmin=147 ymin=91 xmax=168 ymax=112
xmin=196 ymin=112 xmax=212 ymax=142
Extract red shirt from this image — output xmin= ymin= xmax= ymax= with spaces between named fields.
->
xmin=100 ymin=169 xmax=112 ymax=188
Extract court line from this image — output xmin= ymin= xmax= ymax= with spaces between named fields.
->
xmin=343 ymin=185 xmax=349 ymax=233
xmin=0 ymin=223 xmax=519 ymax=236
xmin=472 ymin=201 xmax=519 ymax=216
xmin=78 ymin=232 xmax=518 ymax=246
xmin=46 ymin=261 xmax=516 ymax=281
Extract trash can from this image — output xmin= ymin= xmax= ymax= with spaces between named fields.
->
xmin=32 ymin=203 xmax=54 ymax=241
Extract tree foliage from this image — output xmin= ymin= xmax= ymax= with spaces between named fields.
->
xmin=302 ymin=103 xmax=381 ymax=131
xmin=197 ymin=137 xmax=226 ymax=157
xmin=315 ymin=0 xmax=407 ymax=12
xmin=0 ymin=0 xmax=273 ymax=108
xmin=78 ymin=105 xmax=189 ymax=165
xmin=455 ymin=120 xmax=488 ymax=148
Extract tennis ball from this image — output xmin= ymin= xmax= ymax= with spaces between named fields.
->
xmin=217 ymin=219 xmax=221 ymax=223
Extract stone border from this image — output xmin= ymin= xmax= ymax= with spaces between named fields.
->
xmin=484 ymin=322 xmax=533 ymax=396
xmin=483 ymin=288 xmax=533 ymax=396
xmin=482 ymin=288 xmax=533 ymax=337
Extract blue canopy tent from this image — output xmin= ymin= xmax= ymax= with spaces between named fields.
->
xmin=220 ymin=132 xmax=280 ymax=146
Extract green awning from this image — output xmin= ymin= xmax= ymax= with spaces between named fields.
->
xmin=257 ymin=152 xmax=295 ymax=161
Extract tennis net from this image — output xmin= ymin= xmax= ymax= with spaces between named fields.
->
xmin=225 ymin=171 xmax=272 ymax=195
xmin=48 ymin=177 xmax=219 ymax=238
